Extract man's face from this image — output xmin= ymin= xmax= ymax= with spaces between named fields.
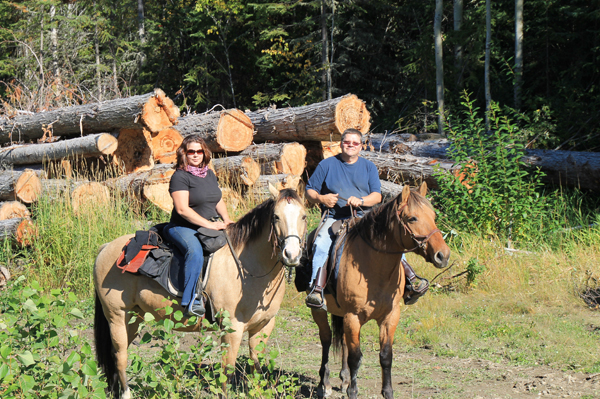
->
xmin=340 ymin=133 xmax=362 ymax=157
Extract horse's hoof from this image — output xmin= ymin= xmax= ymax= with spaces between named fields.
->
xmin=317 ymin=385 xmax=332 ymax=398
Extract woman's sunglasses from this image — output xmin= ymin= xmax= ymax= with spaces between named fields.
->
xmin=186 ymin=149 xmax=204 ymax=155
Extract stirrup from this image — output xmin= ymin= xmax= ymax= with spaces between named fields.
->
xmin=306 ymin=286 xmax=327 ymax=311
xmin=404 ymin=277 xmax=429 ymax=305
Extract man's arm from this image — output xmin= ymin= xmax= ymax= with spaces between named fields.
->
xmin=346 ymin=192 xmax=382 ymax=208
xmin=306 ymin=188 xmax=339 ymax=208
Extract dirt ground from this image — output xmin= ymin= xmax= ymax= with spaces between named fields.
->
xmin=252 ymin=309 xmax=600 ymax=399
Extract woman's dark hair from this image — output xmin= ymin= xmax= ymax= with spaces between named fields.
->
xmin=175 ymin=135 xmax=212 ymax=169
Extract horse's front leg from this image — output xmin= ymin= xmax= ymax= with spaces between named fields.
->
xmin=248 ymin=317 xmax=277 ymax=373
xmin=312 ymin=309 xmax=333 ymax=398
xmin=343 ymin=314 xmax=363 ymax=399
xmin=340 ymin=333 xmax=350 ymax=394
xmin=378 ymin=308 xmax=401 ymax=399
xmin=220 ymin=321 xmax=245 ymax=396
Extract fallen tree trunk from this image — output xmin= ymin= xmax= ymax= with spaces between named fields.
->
xmin=360 ymin=151 xmax=456 ymax=187
xmin=0 ymin=89 xmax=179 ymax=144
xmin=42 ymin=179 xmax=110 ymax=213
xmin=173 ymin=109 xmax=254 ymax=152
xmin=239 ymin=142 xmax=306 ymax=176
xmin=0 ymin=218 xmax=36 ymax=246
xmin=150 ymin=128 xmax=183 ymax=164
xmin=368 ymin=138 xmax=600 ymax=190
xmin=247 ymin=174 xmax=302 ymax=199
xmin=113 ymin=129 xmax=154 ymax=174
xmin=380 ymin=180 xmax=405 ymax=202
xmin=211 ymin=156 xmax=260 ymax=187
xmin=248 ymin=94 xmax=371 ymax=142
xmin=0 ymin=201 xmax=30 ymax=220
xmin=0 ymin=133 xmax=118 ymax=165
xmin=0 ymin=169 xmax=42 ymax=203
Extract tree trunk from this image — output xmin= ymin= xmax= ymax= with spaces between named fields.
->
xmin=321 ymin=0 xmax=329 ymax=101
xmin=380 ymin=180 xmax=405 ymax=202
xmin=211 ymin=155 xmax=260 ymax=186
xmin=41 ymin=179 xmax=110 ymax=214
xmin=434 ymin=0 xmax=445 ymax=136
xmin=239 ymin=142 xmax=306 ymax=176
xmin=0 ymin=89 xmax=179 ymax=143
xmin=247 ymin=94 xmax=370 ymax=142
xmin=485 ymin=0 xmax=492 ymax=128
xmin=360 ymin=151 xmax=456 ymax=187
xmin=50 ymin=5 xmax=59 ymax=79
xmin=113 ymin=129 xmax=154 ymax=174
xmin=247 ymin=174 xmax=302 ymax=200
xmin=149 ymin=127 xmax=183 ymax=164
xmin=0 ymin=169 xmax=42 ymax=203
xmin=368 ymin=139 xmax=600 ymax=191
xmin=0 ymin=201 xmax=30 ymax=220
xmin=0 ymin=133 xmax=118 ymax=165
xmin=0 ymin=218 xmax=36 ymax=246
xmin=454 ymin=0 xmax=463 ymax=88
xmin=515 ymin=0 xmax=524 ymax=110
xmin=173 ymin=109 xmax=253 ymax=152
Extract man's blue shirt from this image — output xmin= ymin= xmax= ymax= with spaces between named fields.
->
xmin=306 ymin=154 xmax=381 ymax=219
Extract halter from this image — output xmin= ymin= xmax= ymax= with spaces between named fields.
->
xmin=356 ymin=201 xmax=441 ymax=255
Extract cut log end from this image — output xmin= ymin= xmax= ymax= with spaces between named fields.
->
xmin=154 ymin=89 xmax=181 ymax=124
xmin=114 ymin=129 xmax=154 ymax=174
xmin=97 ymin=133 xmax=119 ymax=155
xmin=216 ymin=109 xmax=254 ymax=152
xmin=15 ymin=170 xmax=42 ymax=203
xmin=335 ymin=95 xmax=371 ymax=134
xmin=141 ymin=96 xmax=173 ymax=133
xmin=143 ymin=182 xmax=173 ymax=213
xmin=71 ymin=182 xmax=110 ymax=215
xmin=16 ymin=218 xmax=37 ymax=247
xmin=0 ymin=201 xmax=31 ymax=220
xmin=321 ymin=141 xmax=341 ymax=159
xmin=279 ymin=143 xmax=307 ymax=176
xmin=151 ymin=128 xmax=183 ymax=164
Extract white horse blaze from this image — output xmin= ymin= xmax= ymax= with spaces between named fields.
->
xmin=281 ymin=202 xmax=303 ymax=263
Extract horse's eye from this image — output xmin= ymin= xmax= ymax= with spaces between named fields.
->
xmin=408 ymin=216 xmax=418 ymax=223
xmin=273 ymin=215 xmax=280 ymax=221
xmin=301 ymin=215 xmax=307 ymax=221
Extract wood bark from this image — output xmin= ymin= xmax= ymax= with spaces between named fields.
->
xmin=173 ymin=109 xmax=253 ymax=152
xmin=0 ymin=265 xmax=9 ymax=288
xmin=103 ymin=164 xmax=173 ymax=200
xmin=515 ymin=0 xmax=524 ymax=110
xmin=434 ymin=0 xmax=445 ymax=136
xmin=0 ymin=89 xmax=179 ymax=144
xmin=0 ymin=218 xmax=36 ymax=246
xmin=0 ymin=201 xmax=30 ymax=220
xmin=247 ymin=174 xmax=302 ymax=200
xmin=239 ymin=142 xmax=306 ymax=176
xmin=247 ymin=94 xmax=370 ymax=142
xmin=360 ymin=151 xmax=456 ymax=187
xmin=380 ymin=180 xmax=405 ymax=202
xmin=0 ymin=133 xmax=117 ymax=165
xmin=0 ymin=169 xmax=42 ymax=203
xmin=211 ymin=156 xmax=260 ymax=186
xmin=368 ymin=139 xmax=600 ymax=191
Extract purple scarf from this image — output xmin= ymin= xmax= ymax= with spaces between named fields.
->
xmin=184 ymin=164 xmax=209 ymax=178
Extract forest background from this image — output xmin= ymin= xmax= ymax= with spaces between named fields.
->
xmin=1 ymin=0 xmax=599 ymax=151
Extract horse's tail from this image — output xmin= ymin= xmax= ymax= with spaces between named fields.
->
xmin=94 ymin=291 xmax=120 ymax=398
xmin=331 ymin=314 xmax=344 ymax=353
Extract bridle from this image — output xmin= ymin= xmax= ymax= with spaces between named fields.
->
xmin=269 ymin=197 xmax=308 ymax=257
xmin=356 ymin=202 xmax=440 ymax=255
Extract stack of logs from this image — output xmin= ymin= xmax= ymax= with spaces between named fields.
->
xmin=2 ymin=88 xmax=598 ymax=248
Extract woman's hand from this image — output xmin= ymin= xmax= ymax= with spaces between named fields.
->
xmin=223 ymin=218 xmax=234 ymax=227
xmin=210 ymin=221 xmax=228 ymax=230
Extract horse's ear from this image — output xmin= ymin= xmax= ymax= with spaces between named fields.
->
xmin=268 ymin=183 xmax=280 ymax=198
xmin=418 ymin=181 xmax=428 ymax=197
xmin=400 ymin=184 xmax=411 ymax=205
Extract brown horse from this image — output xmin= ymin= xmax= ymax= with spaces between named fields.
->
xmin=93 ymin=187 xmax=306 ymax=399
xmin=310 ymin=183 xmax=450 ymax=399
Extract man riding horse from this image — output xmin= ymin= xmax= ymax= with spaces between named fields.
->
xmin=305 ymin=128 xmax=428 ymax=309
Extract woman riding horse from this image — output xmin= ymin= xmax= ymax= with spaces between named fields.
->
xmin=163 ymin=135 xmax=233 ymax=317
xmin=94 ymin=186 xmax=307 ymax=399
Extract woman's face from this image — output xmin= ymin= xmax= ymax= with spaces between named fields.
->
xmin=185 ymin=142 xmax=204 ymax=167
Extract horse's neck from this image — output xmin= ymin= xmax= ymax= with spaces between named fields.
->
xmin=237 ymin=226 xmax=283 ymax=276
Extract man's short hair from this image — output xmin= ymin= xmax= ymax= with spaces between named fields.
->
xmin=341 ymin=128 xmax=363 ymax=143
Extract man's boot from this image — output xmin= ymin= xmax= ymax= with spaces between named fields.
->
xmin=306 ymin=267 xmax=327 ymax=310
xmin=403 ymin=259 xmax=429 ymax=305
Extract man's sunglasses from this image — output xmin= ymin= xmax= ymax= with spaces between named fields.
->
xmin=342 ymin=141 xmax=362 ymax=147
xmin=186 ymin=149 xmax=204 ymax=155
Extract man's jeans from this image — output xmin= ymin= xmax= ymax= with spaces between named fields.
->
xmin=163 ymin=224 xmax=204 ymax=307
xmin=310 ymin=216 xmax=406 ymax=284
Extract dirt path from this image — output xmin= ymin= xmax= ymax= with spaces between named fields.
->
xmin=263 ymin=310 xmax=600 ymax=398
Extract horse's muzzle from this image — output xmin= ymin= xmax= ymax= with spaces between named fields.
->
xmin=432 ymin=249 xmax=450 ymax=269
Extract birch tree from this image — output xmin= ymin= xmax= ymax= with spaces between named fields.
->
xmin=434 ymin=0 xmax=445 ymax=135
xmin=514 ymin=0 xmax=523 ymax=110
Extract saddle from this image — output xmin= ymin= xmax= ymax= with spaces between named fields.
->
xmin=115 ymin=223 xmax=219 ymax=306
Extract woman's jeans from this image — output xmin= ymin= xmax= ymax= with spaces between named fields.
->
xmin=163 ymin=224 xmax=204 ymax=307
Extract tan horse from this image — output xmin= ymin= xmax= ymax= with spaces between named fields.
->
xmin=310 ymin=183 xmax=450 ymax=399
xmin=94 ymin=188 xmax=306 ymax=399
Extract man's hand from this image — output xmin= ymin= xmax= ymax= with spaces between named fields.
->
xmin=319 ymin=193 xmax=339 ymax=208
xmin=346 ymin=196 xmax=363 ymax=208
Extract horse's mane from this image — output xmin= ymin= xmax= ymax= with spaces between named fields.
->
xmin=348 ymin=189 xmax=433 ymax=242
xmin=227 ymin=188 xmax=302 ymax=249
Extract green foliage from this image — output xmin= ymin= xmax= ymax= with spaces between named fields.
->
xmin=0 ymin=277 xmax=107 ymax=398
xmin=465 ymin=258 xmax=485 ymax=287
xmin=433 ymin=93 xmax=553 ymax=242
